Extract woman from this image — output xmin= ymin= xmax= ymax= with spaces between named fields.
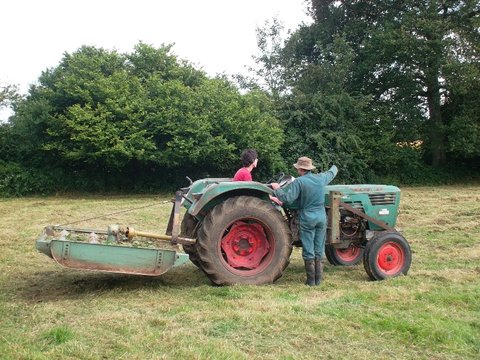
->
xmin=233 ymin=149 xmax=258 ymax=181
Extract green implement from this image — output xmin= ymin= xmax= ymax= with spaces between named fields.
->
xmin=36 ymin=237 xmax=189 ymax=276
xmin=35 ymin=190 xmax=192 ymax=276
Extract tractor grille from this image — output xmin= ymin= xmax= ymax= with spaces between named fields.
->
xmin=342 ymin=201 xmax=364 ymax=212
xmin=368 ymin=193 xmax=397 ymax=205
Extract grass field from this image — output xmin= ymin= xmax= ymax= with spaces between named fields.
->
xmin=0 ymin=186 xmax=479 ymax=359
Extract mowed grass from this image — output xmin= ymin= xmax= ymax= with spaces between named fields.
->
xmin=0 ymin=186 xmax=479 ymax=359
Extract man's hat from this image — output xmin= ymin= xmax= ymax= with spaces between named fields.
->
xmin=293 ymin=156 xmax=316 ymax=170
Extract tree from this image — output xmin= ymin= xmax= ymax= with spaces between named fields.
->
xmin=279 ymin=36 xmax=372 ymax=182
xmin=348 ymin=0 xmax=480 ymax=166
xmin=252 ymin=15 xmax=373 ymax=181
xmin=443 ymin=61 xmax=480 ymax=160
xmin=0 ymin=83 xmax=19 ymax=112
xmin=254 ymin=0 xmax=479 ymax=182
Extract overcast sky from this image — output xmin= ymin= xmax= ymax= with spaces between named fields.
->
xmin=1 ymin=0 xmax=311 ymax=119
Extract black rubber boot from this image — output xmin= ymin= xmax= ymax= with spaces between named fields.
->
xmin=304 ymin=260 xmax=315 ymax=286
xmin=315 ymin=258 xmax=323 ymax=286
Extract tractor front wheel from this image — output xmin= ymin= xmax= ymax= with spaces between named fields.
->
xmin=325 ymin=243 xmax=364 ymax=266
xmin=363 ymin=231 xmax=412 ymax=280
xmin=197 ymin=196 xmax=292 ymax=285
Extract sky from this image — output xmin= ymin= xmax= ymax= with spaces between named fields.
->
xmin=0 ymin=0 xmax=311 ymax=120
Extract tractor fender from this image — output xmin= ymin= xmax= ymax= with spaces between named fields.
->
xmin=188 ymin=181 xmax=274 ymax=217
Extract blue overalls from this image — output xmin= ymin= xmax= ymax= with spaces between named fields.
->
xmin=274 ymin=166 xmax=338 ymax=260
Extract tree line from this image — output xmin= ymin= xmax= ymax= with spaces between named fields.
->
xmin=248 ymin=0 xmax=479 ymax=182
xmin=1 ymin=0 xmax=479 ymax=196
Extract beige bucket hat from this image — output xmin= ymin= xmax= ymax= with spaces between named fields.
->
xmin=293 ymin=156 xmax=316 ymax=170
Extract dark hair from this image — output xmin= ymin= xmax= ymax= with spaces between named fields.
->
xmin=240 ymin=149 xmax=258 ymax=167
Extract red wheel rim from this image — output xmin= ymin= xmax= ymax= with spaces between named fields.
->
xmin=335 ymin=245 xmax=361 ymax=262
xmin=376 ymin=241 xmax=405 ymax=275
xmin=220 ymin=220 xmax=273 ymax=275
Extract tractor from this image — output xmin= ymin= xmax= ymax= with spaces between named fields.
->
xmin=36 ymin=174 xmax=412 ymax=285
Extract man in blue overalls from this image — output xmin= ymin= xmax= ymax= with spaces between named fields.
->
xmin=271 ymin=157 xmax=338 ymax=286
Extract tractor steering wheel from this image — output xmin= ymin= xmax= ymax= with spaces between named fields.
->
xmin=266 ymin=172 xmax=295 ymax=188
xmin=266 ymin=172 xmax=285 ymax=184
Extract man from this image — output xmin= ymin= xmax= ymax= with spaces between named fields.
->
xmin=271 ymin=157 xmax=338 ymax=286
xmin=233 ymin=149 xmax=258 ymax=181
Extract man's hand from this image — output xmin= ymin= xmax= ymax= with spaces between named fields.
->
xmin=269 ymin=195 xmax=283 ymax=206
xmin=271 ymin=182 xmax=280 ymax=190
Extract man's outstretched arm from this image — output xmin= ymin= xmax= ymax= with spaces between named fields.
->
xmin=323 ymin=165 xmax=338 ymax=185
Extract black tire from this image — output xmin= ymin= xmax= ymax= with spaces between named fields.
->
xmin=363 ymin=231 xmax=412 ymax=281
xmin=180 ymin=213 xmax=202 ymax=268
xmin=325 ymin=243 xmax=364 ymax=266
xmin=197 ymin=196 xmax=292 ymax=285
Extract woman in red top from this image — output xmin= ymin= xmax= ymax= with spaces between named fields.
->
xmin=233 ymin=148 xmax=283 ymax=206
xmin=233 ymin=149 xmax=258 ymax=181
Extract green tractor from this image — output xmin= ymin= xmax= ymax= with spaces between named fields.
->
xmin=36 ymin=175 xmax=412 ymax=285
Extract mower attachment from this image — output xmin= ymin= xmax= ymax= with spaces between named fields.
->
xmin=35 ymin=192 xmax=193 ymax=276
xmin=36 ymin=226 xmax=189 ymax=276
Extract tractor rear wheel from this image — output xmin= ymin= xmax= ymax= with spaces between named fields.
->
xmin=180 ymin=213 xmax=202 ymax=268
xmin=363 ymin=231 xmax=412 ymax=280
xmin=197 ymin=196 xmax=292 ymax=285
xmin=325 ymin=243 xmax=364 ymax=266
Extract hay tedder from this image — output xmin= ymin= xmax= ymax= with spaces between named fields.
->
xmin=36 ymin=175 xmax=412 ymax=285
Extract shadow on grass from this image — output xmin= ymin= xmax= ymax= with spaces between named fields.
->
xmin=6 ymin=259 xmax=372 ymax=304
xmin=7 ymin=263 xmax=211 ymax=304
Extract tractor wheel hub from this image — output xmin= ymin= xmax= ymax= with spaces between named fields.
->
xmin=221 ymin=221 xmax=269 ymax=269
xmin=377 ymin=242 xmax=404 ymax=274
